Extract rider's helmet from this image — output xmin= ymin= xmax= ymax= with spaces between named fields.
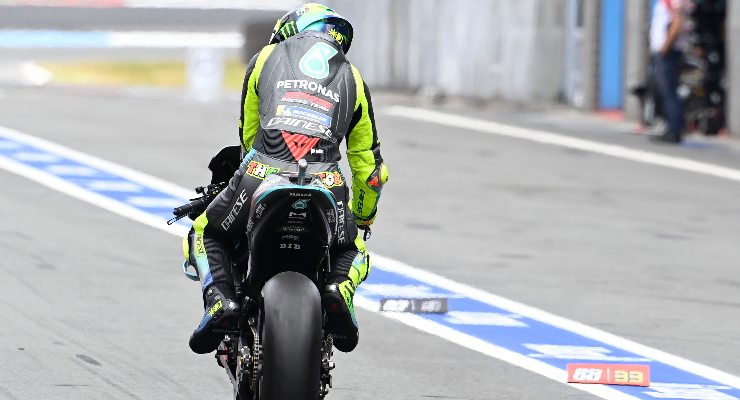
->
xmin=268 ymin=3 xmax=353 ymax=54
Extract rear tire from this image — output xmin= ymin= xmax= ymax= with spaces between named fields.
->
xmin=260 ymin=272 xmax=322 ymax=400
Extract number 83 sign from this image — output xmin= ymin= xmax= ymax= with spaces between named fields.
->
xmin=567 ymin=363 xmax=651 ymax=387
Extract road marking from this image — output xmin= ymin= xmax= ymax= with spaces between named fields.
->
xmin=0 ymin=126 xmax=190 ymax=236
xmin=386 ymin=106 xmax=740 ymax=184
xmin=0 ymin=0 xmax=299 ymax=10
xmin=444 ymin=311 xmax=528 ymax=327
xmin=125 ymin=0 xmax=301 ymax=9
xmin=108 ymin=31 xmax=243 ymax=49
xmin=20 ymin=62 xmax=53 ymax=86
xmin=86 ymin=180 xmax=143 ymax=192
xmin=359 ymin=256 xmax=740 ymax=399
xmin=1 ymin=124 xmax=739 ymax=400
xmin=0 ymin=30 xmax=243 ymax=49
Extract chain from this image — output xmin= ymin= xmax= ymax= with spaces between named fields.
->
xmin=249 ymin=320 xmax=262 ymax=392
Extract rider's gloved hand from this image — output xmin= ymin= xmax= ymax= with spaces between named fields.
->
xmin=353 ymin=213 xmax=374 ymax=241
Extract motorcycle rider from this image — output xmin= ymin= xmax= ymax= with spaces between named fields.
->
xmin=184 ymin=3 xmax=388 ymax=355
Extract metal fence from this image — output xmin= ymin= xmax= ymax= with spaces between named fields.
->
xmin=325 ymin=0 xmax=571 ymax=103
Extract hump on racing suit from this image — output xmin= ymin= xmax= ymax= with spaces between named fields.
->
xmin=256 ymin=32 xmax=355 ymax=162
xmin=239 ymin=30 xmax=386 ymax=224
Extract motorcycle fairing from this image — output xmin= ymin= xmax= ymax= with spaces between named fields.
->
xmin=245 ymin=174 xmax=338 ymax=293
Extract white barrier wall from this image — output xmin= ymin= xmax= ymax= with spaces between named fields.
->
xmin=623 ymin=0 xmax=649 ymax=121
xmin=325 ymin=0 xmax=571 ymax=103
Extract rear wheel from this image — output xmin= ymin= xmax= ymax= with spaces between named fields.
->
xmin=260 ymin=272 xmax=322 ymax=400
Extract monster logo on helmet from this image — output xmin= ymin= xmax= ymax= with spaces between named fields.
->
xmin=269 ymin=3 xmax=354 ymax=54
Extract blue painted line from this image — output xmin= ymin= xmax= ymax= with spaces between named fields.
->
xmin=359 ymin=266 xmax=740 ymax=399
xmin=2 ymin=127 xmax=739 ymax=399
xmin=682 ymin=140 xmax=727 ymax=150
xmin=0 ymin=134 xmax=191 ymax=229
xmin=0 ymin=30 xmax=110 ymax=48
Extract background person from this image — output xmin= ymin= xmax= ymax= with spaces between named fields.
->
xmin=650 ymin=0 xmax=691 ymax=144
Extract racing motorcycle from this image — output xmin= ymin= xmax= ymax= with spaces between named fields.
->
xmin=631 ymin=44 xmax=725 ymax=136
xmin=170 ymin=155 xmax=341 ymax=400
xmin=632 ymin=0 xmax=727 ymax=136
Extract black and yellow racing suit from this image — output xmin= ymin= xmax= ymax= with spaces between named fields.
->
xmin=186 ymin=31 xmax=387 ymax=311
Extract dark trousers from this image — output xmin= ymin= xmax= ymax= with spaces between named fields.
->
xmin=653 ymin=51 xmax=684 ymax=139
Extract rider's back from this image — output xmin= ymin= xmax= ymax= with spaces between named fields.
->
xmin=244 ymin=31 xmax=359 ymax=164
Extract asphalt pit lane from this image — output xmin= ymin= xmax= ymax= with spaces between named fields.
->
xmin=397 ymin=139 xmax=442 ymax=151
xmin=10 ymin=231 xmax=32 ymax=241
xmin=76 ymin=354 xmax=101 ymax=366
xmin=53 ymin=384 xmax=90 ymax=387
xmin=406 ymin=222 xmax=441 ymax=231
xmin=563 ymin=147 xmax=591 ymax=156
xmin=475 ymin=149 xmax=496 ymax=158
xmin=653 ymin=232 xmax=692 ymax=241
xmin=589 ymin=189 xmax=614 ymax=203
xmin=35 ymin=261 xmax=54 ymax=270
xmin=398 ymin=140 xmax=420 ymax=149
xmin=498 ymin=253 xmax=533 ymax=260
xmin=717 ymin=279 xmax=740 ymax=288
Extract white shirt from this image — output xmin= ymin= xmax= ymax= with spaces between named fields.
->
xmin=650 ymin=0 xmax=689 ymax=53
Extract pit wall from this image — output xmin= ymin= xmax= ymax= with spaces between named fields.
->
xmin=323 ymin=0 xmax=572 ymax=104
xmin=325 ymin=0 xmax=739 ymax=135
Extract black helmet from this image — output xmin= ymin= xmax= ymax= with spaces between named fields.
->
xmin=269 ymin=3 xmax=354 ymax=54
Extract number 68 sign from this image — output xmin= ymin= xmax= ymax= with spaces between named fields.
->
xmin=567 ymin=364 xmax=651 ymax=387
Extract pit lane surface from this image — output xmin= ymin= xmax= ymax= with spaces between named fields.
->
xmin=1 ymin=85 xmax=739 ymax=399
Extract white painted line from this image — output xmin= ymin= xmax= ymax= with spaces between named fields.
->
xmin=46 ymin=164 xmax=99 ymax=176
xmin=0 ymin=0 xmax=300 ymax=10
xmin=20 ymin=62 xmax=53 ymax=86
xmin=108 ymin=31 xmax=243 ymax=49
xmin=0 ymin=30 xmax=244 ymax=49
xmin=86 ymin=180 xmax=143 ymax=192
xmin=11 ymin=151 xmax=60 ymax=162
xmin=124 ymin=0 xmax=301 ymax=10
xmin=125 ymin=196 xmax=183 ymax=208
xmin=386 ymin=106 xmax=740 ymax=184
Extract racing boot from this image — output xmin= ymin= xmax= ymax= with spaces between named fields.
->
xmin=323 ymin=277 xmax=359 ymax=353
xmin=189 ymin=284 xmax=240 ymax=354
